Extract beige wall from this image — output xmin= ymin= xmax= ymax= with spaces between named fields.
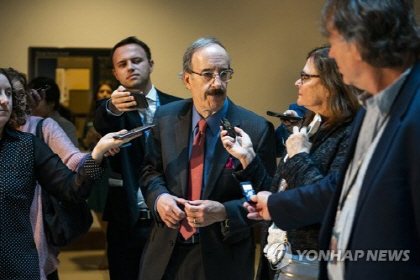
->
xmin=1 ymin=0 xmax=419 ymax=124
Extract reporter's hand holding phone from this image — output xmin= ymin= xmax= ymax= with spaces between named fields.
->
xmin=112 ymin=125 xmax=154 ymax=140
xmin=108 ymin=85 xmax=147 ymax=114
xmin=285 ymin=126 xmax=312 ymax=158
xmin=281 ymin=109 xmax=303 ymax=133
xmin=220 ymin=126 xmax=255 ymax=169
xmin=91 ymin=129 xmax=143 ymax=164
xmin=243 ymin=191 xmax=272 ymax=221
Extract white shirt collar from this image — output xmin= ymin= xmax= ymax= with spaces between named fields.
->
xmin=145 ymin=85 xmax=157 ymax=101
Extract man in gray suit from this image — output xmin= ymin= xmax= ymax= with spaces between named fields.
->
xmin=138 ymin=37 xmax=277 ymax=280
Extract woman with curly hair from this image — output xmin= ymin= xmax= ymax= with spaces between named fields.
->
xmin=0 ymin=68 xmax=138 ymax=280
xmin=5 ymin=67 xmax=90 ymax=279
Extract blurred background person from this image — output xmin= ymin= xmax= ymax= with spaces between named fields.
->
xmin=221 ymin=46 xmax=360 ymax=280
xmin=29 ymin=76 xmax=79 ymax=147
xmin=271 ymin=103 xmax=307 ymax=157
xmin=82 ymin=81 xmax=114 ymax=150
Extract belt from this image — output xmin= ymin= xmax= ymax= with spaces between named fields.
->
xmin=139 ymin=209 xmax=152 ymax=220
xmin=177 ymin=233 xmax=200 ymax=244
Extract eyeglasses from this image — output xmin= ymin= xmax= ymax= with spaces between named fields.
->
xmin=300 ymin=71 xmax=320 ymax=84
xmin=190 ymin=69 xmax=234 ymax=83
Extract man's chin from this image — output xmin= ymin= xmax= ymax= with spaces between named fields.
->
xmin=124 ymin=80 xmax=142 ymax=89
xmin=210 ymin=99 xmax=226 ymax=111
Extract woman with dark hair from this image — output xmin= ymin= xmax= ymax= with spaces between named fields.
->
xmin=6 ymin=67 xmax=89 ymax=279
xmin=221 ymin=46 xmax=360 ymax=279
xmin=0 ymin=68 xmax=138 ymax=280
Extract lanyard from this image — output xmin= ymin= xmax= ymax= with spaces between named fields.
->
xmin=337 ymin=113 xmax=389 ymax=211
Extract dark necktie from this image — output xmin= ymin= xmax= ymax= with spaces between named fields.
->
xmin=180 ymin=119 xmax=207 ymax=240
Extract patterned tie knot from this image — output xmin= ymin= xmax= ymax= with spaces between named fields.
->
xmin=193 ymin=119 xmax=207 ymax=145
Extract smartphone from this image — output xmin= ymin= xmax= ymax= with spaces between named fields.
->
xmin=129 ymin=90 xmax=149 ymax=109
xmin=113 ymin=124 xmax=155 ymax=140
xmin=220 ymin=118 xmax=236 ymax=139
xmin=239 ymin=181 xmax=256 ymax=204
xmin=35 ymin=84 xmax=51 ymax=92
xmin=266 ymin=111 xmax=303 ymax=122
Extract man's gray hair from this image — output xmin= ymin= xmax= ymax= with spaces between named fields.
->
xmin=182 ymin=37 xmax=230 ymax=73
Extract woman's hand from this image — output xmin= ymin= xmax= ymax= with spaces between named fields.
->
xmin=285 ymin=126 xmax=312 ymax=158
xmin=220 ymin=126 xmax=255 ymax=169
xmin=91 ymin=129 xmax=141 ymax=164
xmin=281 ymin=110 xmax=303 ymax=134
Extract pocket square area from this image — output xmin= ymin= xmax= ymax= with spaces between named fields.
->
xmin=225 ymin=157 xmax=235 ymax=169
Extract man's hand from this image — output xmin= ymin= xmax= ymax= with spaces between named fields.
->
xmin=157 ymin=194 xmax=187 ymax=229
xmin=27 ymin=89 xmax=44 ymax=109
xmin=108 ymin=85 xmax=139 ymax=114
xmin=220 ymin=127 xmax=256 ymax=169
xmin=182 ymin=200 xmax=227 ymax=228
xmin=243 ymin=191 xmax=272 ymax=220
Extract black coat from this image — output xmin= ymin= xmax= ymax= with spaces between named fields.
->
xmin=138 ymin=98 xmax=277 ymax=280
xmin=93 ymin=89 xmax=182 ymax=227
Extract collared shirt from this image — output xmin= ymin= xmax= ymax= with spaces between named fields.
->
xmin=139 ymin=86 xmax=160 ymax=126
xmin=190 ymin=99 xmax=229 ymax=195
xmin=328 ymin=68 xmax=411 ymax=280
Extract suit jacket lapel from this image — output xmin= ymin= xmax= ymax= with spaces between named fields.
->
xmin=156 ymin=89 xmax=171 ymax=105
xmin=355 ymin=61 xmax=420 ymax=216
xmin=175 ymin=100 xmax=193 ymax=197
xmin=127 ymin=110 xmax=143 ymax=127
xmin=202 ymin=100 xmax=241 ymax=199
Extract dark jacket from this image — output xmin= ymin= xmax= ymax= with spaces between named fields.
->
xmin=93 ymin=89 xmax=182 ymax=227
xmin=0 ymin=128 xmax=104 ymax=279
xmin=138 ymin=98 xmax=277 ymax=280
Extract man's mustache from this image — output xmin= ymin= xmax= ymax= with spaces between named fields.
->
xmin=205 ymin=88 xmax=225 ymax=96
